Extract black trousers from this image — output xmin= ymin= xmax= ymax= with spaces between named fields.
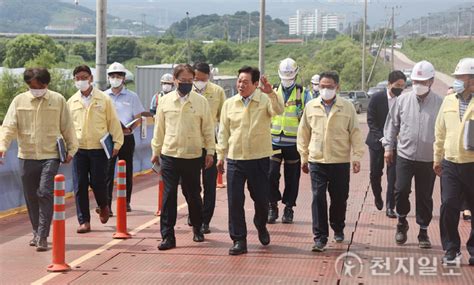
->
xmin=395 ymin=156 xmax=436 ymax=228
xmin=201 ymin=149 xmax=217 ymax=224
xmin=160 ymin=155 xmax=202 ymax=239
xmin=227 ymin=158 xmax=270 ymax=241
xmin=309 ymin=162 xmax=350 ymax=243
xmin=369 ymin=147 xmax=396 ymax=210
xmin=440 ymin=160 xmax=474 ymax=255
xmin=73 ymin=149 xmax=109 ymax=225
xmin=106 ymin=135 xmax=135 ymax=208
xmin=269 ymin=144 xmax=301 ymax=207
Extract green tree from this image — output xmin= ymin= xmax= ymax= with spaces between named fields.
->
xmin=25 ymin=50 xmax=57 ymax=69
xmin=107 ymin=37 xmax=138 ymax=63
xmin=0 ymin=40 xmax=7 ymax=64
xmin=3 ymin=34 xmax=65 ymax=67
xmin=204 ymin=41 xmax=235 ymax=65
xmin=70 ymin=42 xmax=95 ymax=61
xmin=0 ymin=71 xmax=25 ymax=123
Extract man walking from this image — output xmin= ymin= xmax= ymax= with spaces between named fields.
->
xmin=297 ymin=71 xmax=364 ymax=252
xmin=105 ymin=62 xmax=145 ymax=214
xmin=366 ymin=70 xmax=406 ymax=218
xmin=384 ymin=60 xmax=443 ymax=248
xmin=268 ymin=58 xmax=312 ymax=224
xmin=217 ymin=66 xmax=284 ymax=255
xmin=434 ymin=58 xmax=474 ymax=265
xmin=68 ymin=65 xmax=123 ymax=233
xmin=0 ymin=68 xmax=78 ymax=251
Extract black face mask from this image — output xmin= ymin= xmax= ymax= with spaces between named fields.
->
xmin=391 ymin=87 xmax=403 ymax=97
xmin=178 ymin=82 xmax=193 ymax=95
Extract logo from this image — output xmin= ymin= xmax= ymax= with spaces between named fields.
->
xmin=335 ymin=252 xmax=364 ymax=277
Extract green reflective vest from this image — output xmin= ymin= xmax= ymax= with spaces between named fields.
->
xmin=271 ymin=85 xmax=304 ymax=137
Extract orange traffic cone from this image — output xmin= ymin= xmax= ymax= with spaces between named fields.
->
xmin=113 ymin=160 xmax=131 ymax=239
xmin=216 ymin=172 xmax=226 ymax=188
xmin=47 ymin=174 xmax=71 ymax=272
xmin=155 ymin=171 xmax=164 ymax=216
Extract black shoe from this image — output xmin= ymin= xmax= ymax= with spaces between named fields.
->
xmin=29 ymin=235 xmax=38 ymax=247
xmin=386 ymin=208 xmax=397 ymax=218
xmin=257 ymin=226 xmax=270 ymax=245
xmin=229 ymin=240 xmax=247 ymax=255
xmin=469 ymin=256 xmax=474 ymax=266
xmin=334 ymin=232 xmax=344 ymax=243
xmin=267 ymin=202 xmax=278 ymax=224
xmin=187 ymin=216 xmax=192 ymax=226
xmin=442 ymin=250 xmax=461 ymax=266
xmin=126 ymin=204 xmax=132 ymax=212
xmin=36 ymin=237 xmax=48 ymax=252
xmin=312 ymin=240 xmax=326 ymax=252
xmin=193 ymin=227 xmax=204 ymax=242
xmin=418 ymin=229 xmax=432 ymax=249
xmin=395 ymin=219 xmax=409 ymax=245
xmin=281 ymin=206 xmax=294 ymax=224
xmin=158 ymin=237 xmax=176 ymax=250
xmin=374 ymin=195 xmax=383 ymax=211
xmin=201 ymin=223 xmax=210 ymax=234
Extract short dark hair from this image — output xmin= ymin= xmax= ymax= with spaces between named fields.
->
xmin=173 ymin=64 xmax=195 ymax=79
xmin=319 ymin=71 xmax=339 ymax=84
xmin=388 ymin=70 xmax=407 ymax=84
xmin=23 ymin=68 xmax=51 ymax=85
xmin=238 ymin=66 xmax=260 ymax=84
xmin=194 ymin=62 xmax=210 ymax=75
xmin=73 ymin=65 xmax=92 ymax=76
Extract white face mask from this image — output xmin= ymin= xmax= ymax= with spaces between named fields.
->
xmin=194 ymin=80 xmax=208 ymax=91
xmin=413 ymin=84 xmax=430 ymax=96
xmin=320 ymin=88 xmax=336 ymax=101
xmin=162 ymin=84 xmax=173 ymax=93
xmin=312 ymin=84 xmax=320 ymax=92
xmin=75 ymin=80 xmax=91 ymax=92
xmin=30 ymin=88 xmax=47 ymax=98
xmin=281 ymin=79 xmax=295 ymax=88
xmin=109 ymin=77 xmax=123 ymax=88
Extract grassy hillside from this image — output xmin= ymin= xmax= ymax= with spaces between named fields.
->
xmin=401 ymin=38 xmax=474 ymax=75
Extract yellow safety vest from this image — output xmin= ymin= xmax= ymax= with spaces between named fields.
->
xmin=271 ymin=85 xmax=304 ymax=137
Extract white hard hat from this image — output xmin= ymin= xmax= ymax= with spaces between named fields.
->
xmin=452 ymin=58 xmax=474 ymax=75
xmin=410 ymin=60 xmax=435 ymax=81
xmin=107 ymin=62 xmax=127 ymax=75
xmin=310 ymin=74 xmax=320 ymax=84
xmin=278 ymin=58 xmax=299 ymax=80
xmin=160 ymin=73 xmax=173 ymax=83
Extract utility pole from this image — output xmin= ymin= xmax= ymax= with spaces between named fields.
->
xmin=427 ymin=13 xmax=431 ymax=37
xmin=361 ymin=0 xmax=367 ymax=91
xmin=240 ymin=25 xmax=244 ymax=44
xmin=457 ymin=9 xmax=461 ymax=38
xmin=259 ymin=0 xmax=265 ymax=74
xmin=186 ymin=12 xmax=191 ymax=63
xmin=248 ymin=13 xmax=251 ymax=43
xmin=470 ymin=5 xmax=473 ymax=40
xmin=96 ymin=0 xmax=107 ymax=90
xmin=391 ymin=7 xmax=395 ymax=71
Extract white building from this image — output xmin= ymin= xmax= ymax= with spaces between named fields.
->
xmin=289 ymin=9 xmax=345 ymax=35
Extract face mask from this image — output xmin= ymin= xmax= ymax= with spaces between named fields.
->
xmin=109 ymin=78 xmax=123 ymax=88
xmin=453 ymin=79 xmax=465 ymax=94
xmin=194 ymin=80 xmax=208 ymax=91
xmin=391 ymin=87 xmax=403 ymax=97
xmin=162 ymin=84 xmax=173 ymax=93
xmin=320 ymin=88 xmax=336 ymax=101
xmin=312 ymin=84 xmax=319 ymax=92
xmin=177 ymin=82 xmax=193 ymax=95
xmin=413 ymin=84 xmax=430 ymax=96
xmin=281 ymin=79 xmax=295 ymax=88
xmin=30 ymin=88 xmax=47 ymax=98
xmin=75 ymin=80 xmax=90 ymax=92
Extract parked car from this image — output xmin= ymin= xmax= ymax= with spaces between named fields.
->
xmin=339 ymin=91 xmax=370 ymax=114
xmin=402 ymin=69 xmax=413 ymax=87
xmin=367 ymin=86 xmax=386 ymax=98
xmin=376 ymin=80 xmax=388 ymax=88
